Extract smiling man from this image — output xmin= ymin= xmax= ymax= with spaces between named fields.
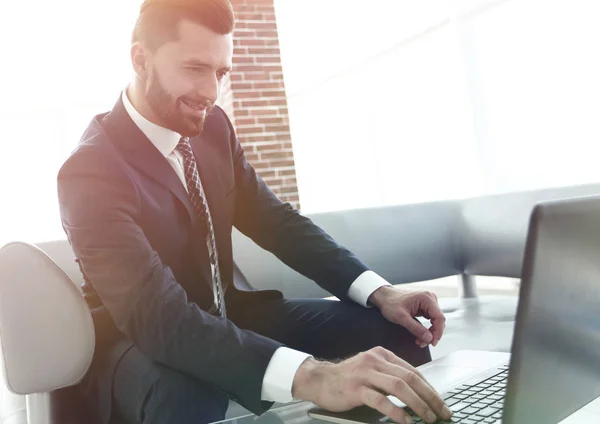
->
xmin=57 ymin=1 xmax=450 ymax=424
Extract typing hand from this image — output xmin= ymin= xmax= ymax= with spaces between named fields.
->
xmin=292 ymin=347 xmax=452 ymax=424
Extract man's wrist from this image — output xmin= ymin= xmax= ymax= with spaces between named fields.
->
xmin=291 ymin=357 xmax=326 ymax=402
xmin=368 ymin=285 xmax=396 ymax=309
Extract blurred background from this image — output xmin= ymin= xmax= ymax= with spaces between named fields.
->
xmin=0 ymin=0 xmax=599 ymax=268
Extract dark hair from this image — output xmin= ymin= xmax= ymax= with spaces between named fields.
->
xmin=132 ymin=0 xmax=235 ymax=50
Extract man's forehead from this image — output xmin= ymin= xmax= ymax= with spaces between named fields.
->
xmin=177 ymin=20 xmax=233 ymax=52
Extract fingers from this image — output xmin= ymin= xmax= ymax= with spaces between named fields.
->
xmin=429 ymin=316 xmax=445 ymax=347
xmin=378 ymin=349 xmax=436 ymax=392
xmin=374 ymin=349 xmax=451 ymax=421
xmin=412 ymin=293 xmax=446 ymax=347
xmin=422 ymin=293 xmax=445 ymax=346
xmin=360 ymin=387 xmax=413 ymax=424
xmin=369 ymin=373 xmax=439 ymax=423
xmin=398 ymin=313 xmax=434 ymax=345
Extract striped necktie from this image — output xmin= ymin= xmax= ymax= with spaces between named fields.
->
xmin=176 ymin=137 xmax=226 ymax=318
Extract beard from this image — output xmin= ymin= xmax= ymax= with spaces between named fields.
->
xmin=145 ymin=66 xmax=213 ymax=137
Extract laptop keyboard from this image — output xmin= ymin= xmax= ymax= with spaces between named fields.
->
xmin=396 ymin=365 xmax=509 ymax=424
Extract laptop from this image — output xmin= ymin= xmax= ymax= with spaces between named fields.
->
xmin=308 ymin=195 xmax=600 ymax=423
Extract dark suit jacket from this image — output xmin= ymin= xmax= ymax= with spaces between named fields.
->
xmin=57 ymin=97 xmax=369 ymax=422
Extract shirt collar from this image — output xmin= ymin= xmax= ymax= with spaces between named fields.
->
xmin=121 ymin=88 xmax=182 ymax=158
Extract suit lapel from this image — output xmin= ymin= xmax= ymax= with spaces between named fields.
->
xmin=101 ymin=97 xmax=196 ymax=225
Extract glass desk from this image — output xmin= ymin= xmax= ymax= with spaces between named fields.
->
xmin=215 ymin=395 xmax=600 ymax=424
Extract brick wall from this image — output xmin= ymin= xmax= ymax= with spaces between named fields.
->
xmin=220 ymin=0 xmax=300 ymax=209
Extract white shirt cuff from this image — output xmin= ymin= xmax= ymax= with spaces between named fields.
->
xmin=347 ymin=270 xmax=392 ymax=307
xmin=261 ymin=347 xmax=312 ymax=402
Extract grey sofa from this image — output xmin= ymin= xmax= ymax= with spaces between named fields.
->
xmin=1 ymin=182 xmax=600 ymax=424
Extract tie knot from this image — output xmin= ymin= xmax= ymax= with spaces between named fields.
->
xmin=176 ymin=137 xmax=193 ymax=157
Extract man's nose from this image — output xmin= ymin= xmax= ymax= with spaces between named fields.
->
xmin=198 ymin=75 xmax=220 ymax=105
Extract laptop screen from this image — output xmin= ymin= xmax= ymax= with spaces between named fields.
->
xmin=504 ymin=196 xmax=600 ymax=423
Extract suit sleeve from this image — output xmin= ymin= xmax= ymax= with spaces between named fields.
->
xmin=220 ymin=109 xmax=370 ymax=302
xmin=57 ymin=145 xmax=281 ymax=415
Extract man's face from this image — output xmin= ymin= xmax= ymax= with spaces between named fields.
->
xmin=142 ymin=20 xmax=233 ymax=137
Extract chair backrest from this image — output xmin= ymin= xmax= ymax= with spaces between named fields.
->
xmin=0 ymin=242 xmax=94 ymax=395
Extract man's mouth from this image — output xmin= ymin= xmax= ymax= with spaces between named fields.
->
xmin=182 ymin=99 xmax=207 ymax=112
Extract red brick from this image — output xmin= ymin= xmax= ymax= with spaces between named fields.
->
xmin=258 ymin=170 xmax=277 ymax=179
xmin=254 ymin=30 xmax=279 ymax=39
xmin=231 ymin=82 xmax=253 ymax=90
xmin=257 ymin=116 xmax=285 ymax=125
xmin=233 ymin=31 xmax=255 ymax=39
xmin=260 ymin=150 xmax=293 ymax=161
xmin=247 ymin=140 xmax=282 ymax=149
xmin=231 ymin=4 xmax=258 ymax=13
xmin=232 ymin=0 xmax=274 ymax=5
xmin=277 ymin=168 xmax=296 ymax=177
xmin=255 ymin=56 xmax=281 ymax=64
xmin=247 ymin=108 xmax=280 ymax=116
xmin=235 ymin=117 xmax=257 ymax=126
xmin=233 ymin=47 xmax=249 ymax=55
xmin=244 ymin=152 xmax=260 ymax=163
xmin=262 ymin=177 xmax=283 ymax=186
xmin=247 ymin=47 xmax=280 ymax=56
xmin=261 ymin=65 xmax=283 ymax=73
xmin=238 ymin=99 xmax=271 ymax=108
xmin=253 ymin=81 xmax=284 ymax=90
xmin=237 ymin=125 xmax=265 ymax=135
xmin=234 ymin=90 xmax=261 ymax=99
xmin=241 ymin=71 xmax=272 ymax=81
xmin=243 ymin=22 xmax=275 ymax=30
xmin=241 ymin=134 xmax=278 ymax=143
xmin=234 ymin=64 xmax=268 ymax=72
xmin=236 ymin=13 xmax=263 ymax=21
xmin=268 ymin=98 xmax=288 ymax=106
xmin=268 ymin=159 xmax=295 ymax=169
xmin=258 ymin=90 xmax=285 ymax=98
xmin=263 ymin=125 xmax=290 ymax=133
xmin=234 ymin=56 xmax=255 ymax=64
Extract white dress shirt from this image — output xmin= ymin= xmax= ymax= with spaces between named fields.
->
xmin=121 ymin=89 xmax=391 ymax=402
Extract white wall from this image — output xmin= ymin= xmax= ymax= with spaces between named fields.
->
xmin=275 ymin=0 xmax=600 ymax=213
xmin=0 ymin=0 xmax=140 ymax=244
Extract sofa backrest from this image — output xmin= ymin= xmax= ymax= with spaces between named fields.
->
xmin=459 ymin=183 xmax=600 ymax=279
xmin=234 ymin=183 xmax=600 ymax=297
xmin=232 ymin=200 xmax=462 ymax=298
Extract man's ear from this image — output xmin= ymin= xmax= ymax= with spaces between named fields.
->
xmin=131 ymin=42 xmax=149 ymax=80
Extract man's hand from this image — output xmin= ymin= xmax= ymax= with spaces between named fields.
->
xmin=292 ymin=347 xmax=452 ymax=424
xmin=369 ymin=286 xmax=446 ymax=348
